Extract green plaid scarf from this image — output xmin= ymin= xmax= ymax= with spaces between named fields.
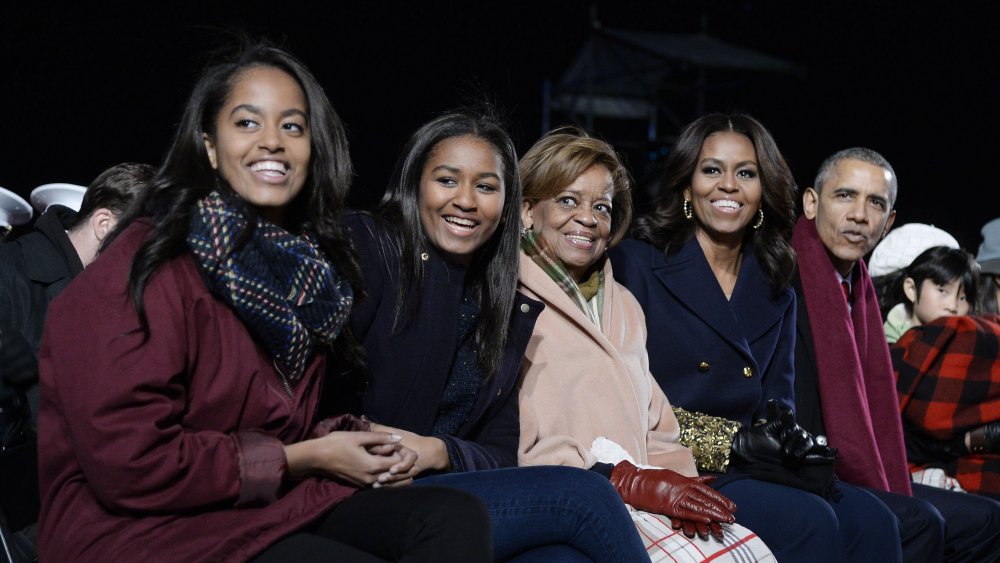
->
xmin=521 ymin=230 xmax=604 ymax=327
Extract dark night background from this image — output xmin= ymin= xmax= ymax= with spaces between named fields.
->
xmin=3 ymin=1 xmax=998 ymax=251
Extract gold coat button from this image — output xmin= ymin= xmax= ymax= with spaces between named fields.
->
xmin=520 ymin=303 xmax=530 ymax=313
xmin=743 ymin=365 xmax=753 ymax=378
xmin=697 ymin=361 xmax=710 ymax=372
xmin=420 ymin=252 xmax=430 ymax=261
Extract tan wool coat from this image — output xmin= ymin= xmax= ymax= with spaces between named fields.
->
xmin=516 ymin=252 xmax=698 ymax=476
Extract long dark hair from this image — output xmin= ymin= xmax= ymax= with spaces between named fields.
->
xmin=875 ymin=246 xmax=979 ymax=319
xmin=378 ymin=108 xmax=521 ymax=377
xmin=632 ymin=113 xmax=798 ymax=294
xmin=106 ymin=39 xmax=365 ymax=360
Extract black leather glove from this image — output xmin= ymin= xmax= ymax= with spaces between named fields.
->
xmin=732 ymin=400 xmax=832 ymax=466
xmin=770 ymin=401 xmax=820 ymax=462
xmin=730 ymin=401 xmax=788 ymax=465
xmin=968 ymin=421 xmax=1000 ymax=454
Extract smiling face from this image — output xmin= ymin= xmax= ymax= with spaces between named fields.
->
xmin=418 ymin=135 xmax=505 ymax=266
xmin=523 ymin=164 xmax=614 ymax=282
xmin=203 ymin=66 xmax=310 ymax=225
xmin=684 ymin=132 xmax=762 ymax=247
xmin=905 ymin=277 xmax=969 ymax=325
xmin=803 ymin=158 xmax=896 ymax=276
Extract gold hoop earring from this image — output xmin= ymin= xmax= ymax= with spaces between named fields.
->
xmin=683 ymin=200 xmax=693 ymax=220
xmin=752 ymin=208 xmax=764 ymax=230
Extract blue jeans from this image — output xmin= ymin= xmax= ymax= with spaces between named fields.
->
xmin=415 ymin=465 xmax=645 ymax=562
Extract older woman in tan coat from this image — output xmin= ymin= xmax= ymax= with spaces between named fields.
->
xmin=516 ymin=128 xmax=774 ymax=562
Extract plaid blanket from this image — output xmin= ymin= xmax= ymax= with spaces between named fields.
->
xmin=633 ymin=511 xmax=775 ymax=562
xmin=892 ymin=314 xmax=1000 ymax=498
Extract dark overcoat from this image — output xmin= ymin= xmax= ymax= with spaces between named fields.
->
xmin=608 ymin=237 xmax=796 ymax=426
xmin=335 ymin=211 xmax=542 ymax=471
xmin=0 ymin=205 xmax=82 ymax=415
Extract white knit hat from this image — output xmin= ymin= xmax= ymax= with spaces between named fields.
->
xmin=868 ymin=223 xmax=960 ymax=277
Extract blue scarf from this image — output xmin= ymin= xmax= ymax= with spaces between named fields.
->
xmin=187 ymin=191 xmax=353 ymax=385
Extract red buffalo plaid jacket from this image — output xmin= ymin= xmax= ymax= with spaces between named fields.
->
xmin=892 ymin=314 xmax=1000 ymax=499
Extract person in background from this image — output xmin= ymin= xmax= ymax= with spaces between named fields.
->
xmin=1 ymin=162 xmax=154 ymax=432
xmin=609 ymin=113 xmax=901 ymax=562
xmin=792 ymin=146 xmax=1000 ymax=562
xmin=977 ymin=218 xmax=1000 ymax=315
xmin=0 ymin=162 xmax=152 ymax=562
xmin=0 ymin=187 xmax=32 ymax=240
xmin=868 ymin=221 xmax=961 ymax=338
xmin=36 ymin=40 xmax=492 ymax=562
xmin=334 ymin=110 xmax=652 ymax=562
xmin=888 ymin=246 xmax=1000 ymax=498
xmin=516 ymin=126 xmax=775 ymax=562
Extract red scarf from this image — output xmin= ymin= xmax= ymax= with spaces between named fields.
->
xmin=792 ymin=217 xmax=912 ymax=495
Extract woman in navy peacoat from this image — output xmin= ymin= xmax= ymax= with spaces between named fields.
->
xmin=609 ymin=113 xmax=903 ymax=562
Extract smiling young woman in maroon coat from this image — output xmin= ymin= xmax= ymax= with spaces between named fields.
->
xmin=35 ymin=41 xmax=491 ymax=563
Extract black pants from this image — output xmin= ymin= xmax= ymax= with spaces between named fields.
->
xmin=870 ymin=483 xmax=1000 ymax=563
xmin=252 ymin=485 xmax=492 ymax=562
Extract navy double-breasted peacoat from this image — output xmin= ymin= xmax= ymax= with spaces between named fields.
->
xmin=608 ymin=237 xmax=796 ymax=426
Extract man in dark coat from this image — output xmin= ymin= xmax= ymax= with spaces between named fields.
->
xmin=792 ymin=147 xmax=1000 ymax=562
xmin=0 ymin=162 xmax=152 ymax=560
xmin=1 ymin=163 xmax=153 ymax=432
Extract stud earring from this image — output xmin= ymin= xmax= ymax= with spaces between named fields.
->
xmin=683 ymin=200 xmax=693 ymax=220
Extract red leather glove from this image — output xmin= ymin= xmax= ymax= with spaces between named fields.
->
xmin=671 ymin=518 xmax=724 ymax=541
xmin=610 ymin=461 xmax=736 ymax=539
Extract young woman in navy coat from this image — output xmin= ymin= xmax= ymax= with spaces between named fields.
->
xmin=330 ymin=110 xmax=650 ymax=562
xmin=609 ymin=113 xmax=903 ymax=562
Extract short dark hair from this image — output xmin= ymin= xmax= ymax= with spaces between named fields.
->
xmin=72 ymin=162 xmax=155 ymax=229
xmin=814 ymin=147 xmax=898 ymax=206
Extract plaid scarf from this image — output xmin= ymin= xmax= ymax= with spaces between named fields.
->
xmin=521 ymin=230 xmax=604 ymax=327
xmin=187 ymin=191 xmax=353 ymax=385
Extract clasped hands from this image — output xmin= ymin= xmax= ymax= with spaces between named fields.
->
xmin=731 ymin=399 xmax=836 ymax=467
xmin=284 ymin=417 xmax=427 ymax=489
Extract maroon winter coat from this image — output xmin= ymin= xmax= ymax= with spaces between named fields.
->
xmin=37 ymin=221 xmax=356 ymax=562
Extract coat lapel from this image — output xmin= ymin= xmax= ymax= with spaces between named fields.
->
xmin=731 ymin=247 xmax=787 ymax=343
xmin=651 ymin=238 xmax=780 ymax=361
